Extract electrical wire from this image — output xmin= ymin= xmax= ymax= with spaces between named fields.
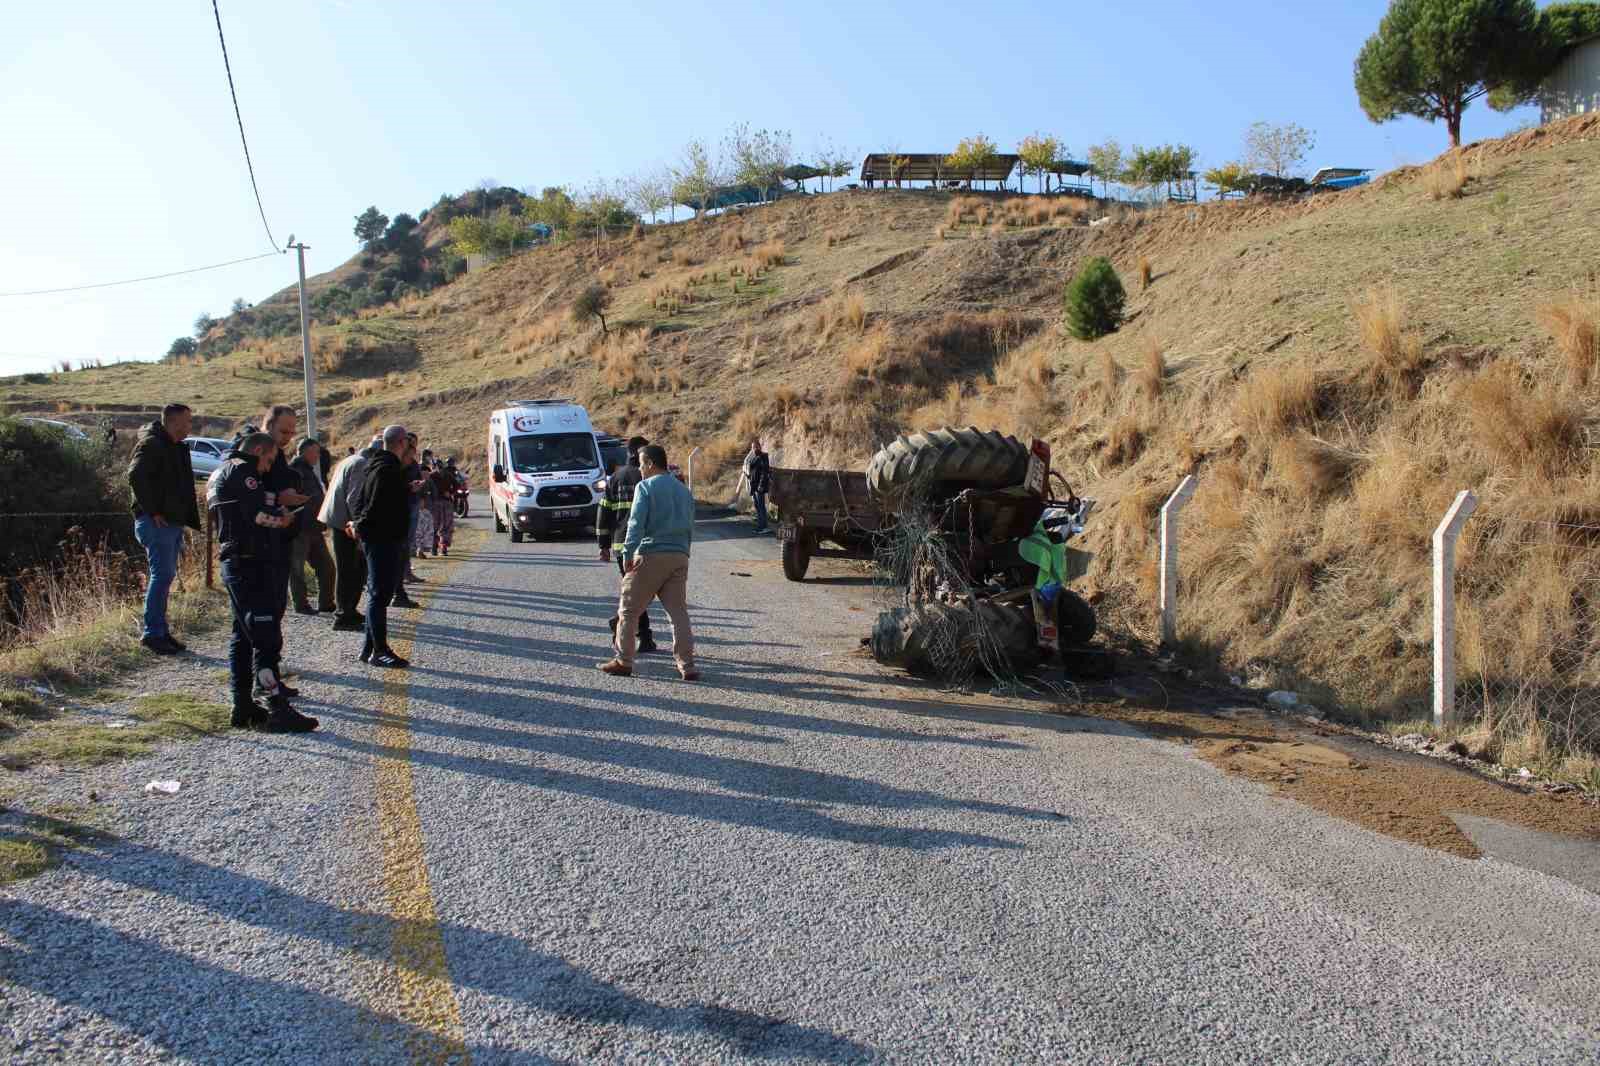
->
xmin=211 ymin=0 xmax=278 ymax=251
xmin=0 ymin=251 xmax=281 ymax=298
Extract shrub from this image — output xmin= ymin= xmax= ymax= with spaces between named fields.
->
xmin=1064 ymin=257 xmax=1125 ymax=341
xmin=0 ymin=418 xmax=124 ymax=579
xmin=1538 ymin=294 xmax=1599 ymax=387
xmin=1138 ymin=256 xmax=1153 ymax=291
xmin=571 ymin=284 xmax=613 ymax=334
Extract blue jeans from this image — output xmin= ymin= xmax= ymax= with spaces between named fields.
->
xmin=134 ymin=516 xmax=183 ymax=639
xmin=752 ymin=491 xmax=770 ymax=531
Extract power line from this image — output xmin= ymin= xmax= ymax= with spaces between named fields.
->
xmin=211 ymin=0 xmax=278 ymax=251
xmin=0 ymin=251 xmax=281 ymax=298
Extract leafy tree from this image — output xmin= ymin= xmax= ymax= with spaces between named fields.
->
xmin=1017 ymin=133 xmax=1062 ymax=194
xmin=230 ymin=296 xmax=249 ymax=314
xmin=166 ymin=336 xmax=198 ymax=360
xmin=672 ymin=139 xmax=721 ymax=217
xmin=193 ymin=312 xmax=216 ymax=338
xmin=524 ymin=187 xmax=576 ymax=232
xmin=1064 ymin=258 xmax=1126 ymax=341
xmin=1490 ymin=2 xmax=1600 ymax=109
xmin=1355 ymin=0 xmax=1543 ymax=148
xmin=812 ymin=139 xmax=856 ymax=192
xmin=624 ymin=169 xmax=672 ymax=223
xmin=354 ymin=205 xmax=389 ymax=249
xmin=725 ymin=124 xmax=792 ymax=201
xmin=1204 ymin=162 xmax=1253 ymax=199
xmin=946 ymin=134 xmax=1000 ymax=189
xmin=1243 ymin=121 xmax=1316 ymax=178
xmin=571 ymin=284 xmax=612 ymax=334
xmin=447 ymin=215 xmax=493 ymax=256
xmin=1124 ymin=144 xmax=1196 ymax=201
xmin=1087 ymin=139 xmax=1123 ymax=199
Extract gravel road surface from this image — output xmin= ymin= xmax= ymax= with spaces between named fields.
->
xmin=3 ymin=500 xmax=1598 ymax=1064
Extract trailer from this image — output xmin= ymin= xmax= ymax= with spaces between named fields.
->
xmin=768 ymin=467 xmax=888 ymax=581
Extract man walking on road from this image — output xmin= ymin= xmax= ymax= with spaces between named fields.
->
xmin=318 ymin=435 xmax=378 ymax=631
xmin=350 ymin=424 xmax=415 ymax=669
xmin=207 ymin=433 xmax=318 ymax=733
xmin=126 ymin=403 xmax=201 ymax=655
xmin=746 ymin=439 xmax=772 ymax=534
xmin=288 ymin=438 xmax=335 ymax=615
xmin=599 ymin=444 xmax=697 ymax=681
xmin=598 ymin=435 xmax=658 ymax=655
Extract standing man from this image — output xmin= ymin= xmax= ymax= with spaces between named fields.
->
xmin=259 ymin=406 xmax=309 ymax=698
xmin=207 ymin=433 xmax=317 ymax=733
xmin=126 ymin=403 xmax=201 ymax=655
xmin=350 ymin=424 xmax=415 ymax=669
xmin=598 ymin=436 xmax=657 ymax=655
xmin=319 ymin=434 xmax=379 ymax=631
xmin=394 ymin=433 xmax=423 ymax=608
xmin=747 ymin=439 xmax=772 ymax=534
xmin=288 ymin=438 xmax=336 ymax=615
xmin=428 ymin=458 xmax=456 ymax=555
xmin=598 ymin=444 xmax=697 ymax=681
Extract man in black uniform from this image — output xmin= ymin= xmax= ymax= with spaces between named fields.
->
xmin=259 ymin=405 xmax=310 ymax=697
xmin=207 ymin=433 xmax=318 ymax=733
xmin=598 ymin=435 xmax=657 ymax=654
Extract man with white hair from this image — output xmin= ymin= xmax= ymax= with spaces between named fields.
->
xmin=319 ymin=433 xmax=381 ymax=631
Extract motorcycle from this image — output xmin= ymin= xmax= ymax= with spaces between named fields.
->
xmin=453 ymin=474 xmax=470 ymax=518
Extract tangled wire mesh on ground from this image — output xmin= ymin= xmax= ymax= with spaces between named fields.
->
xmin=868 ymin=481 xmax=1076 ymax=700
xmin=1456 ymin=513 xmax=1600 ymax=773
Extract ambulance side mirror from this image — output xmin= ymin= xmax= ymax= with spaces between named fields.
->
xmin=492 ymin=464 xmax=506 ymax=484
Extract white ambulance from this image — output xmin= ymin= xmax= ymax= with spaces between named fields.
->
xmin=487 ymin=399 xmax=604 ymax=542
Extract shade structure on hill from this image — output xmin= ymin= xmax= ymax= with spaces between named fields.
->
xmin=859 ymin=153 xmax=1019 ymax=187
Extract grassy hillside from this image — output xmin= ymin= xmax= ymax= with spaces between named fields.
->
xmin=8 ymin=113 xmax=1600 ymax=775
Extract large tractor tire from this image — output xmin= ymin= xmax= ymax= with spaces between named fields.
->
xmin=782 ymin=534 xmax=813 ymax=582
xmin=866 ymin=428 xmax=1030 ymax=501
xmin=870 ymin=600 xmax=1040 ymax=678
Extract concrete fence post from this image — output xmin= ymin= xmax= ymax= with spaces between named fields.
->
xmin=1158 ymin=475 xmax=1198 ymax=647
xmin=1432 ymin=489 xmax=1479 ymax=729
xmin=686 ymin=446 xmax=703 ymax=497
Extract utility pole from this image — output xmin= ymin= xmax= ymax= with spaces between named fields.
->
xmin=287 ymin=239 xmax=316 ymax=439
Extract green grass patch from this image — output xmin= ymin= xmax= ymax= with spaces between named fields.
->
xmin=0 ymin=693 xmax=230 ymax=771
xmin=0 ymin=804 xmax=105 ymax=885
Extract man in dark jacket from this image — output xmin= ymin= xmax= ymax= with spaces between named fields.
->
xmin=319 ymin=435 xmax=380 ymax=631
xmin=207 ymin=433 xmax=317 ymax=733
xmin=598 ymin=436 xmax=657 ymax=654
xmin=350 ymin=424 xmax=416 ymax=669
xmin=746 ymin=439 xmax=772 ymax=534
xmin=288 ymin=437 xmax=336 ymax=614
xmin=126 ymin=403 xmax=201 ymax=655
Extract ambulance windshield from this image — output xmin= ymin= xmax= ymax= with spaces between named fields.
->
xmin=508 ymin=432 xmax=598 ymax=474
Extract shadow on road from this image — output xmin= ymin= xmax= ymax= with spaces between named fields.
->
xmin=0 ymin=815 xmax=875 ymax=1063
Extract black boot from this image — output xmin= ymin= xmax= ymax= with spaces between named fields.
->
xmin=230 ymin=698 xmax=270 ymax=730
xmin=261 ymin=694 xmax=318 ymax=733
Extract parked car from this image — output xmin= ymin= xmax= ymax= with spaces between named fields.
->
xmin=18 ymin=416 xmax=89 ymax=441
xmin=184 ymin=437 xmax=234 ymax=479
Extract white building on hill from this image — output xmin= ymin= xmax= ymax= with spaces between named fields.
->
xmin=1543 ymin=33 xmax=1600 ymax=123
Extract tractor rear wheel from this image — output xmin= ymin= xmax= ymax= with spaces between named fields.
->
xmin=870 ymin=600 xmax=1040 ymax=678
xmin=782 ymin=534 xmax=812 ymax=581
xmin=865 ymin=427 xmax=1030 ymax=501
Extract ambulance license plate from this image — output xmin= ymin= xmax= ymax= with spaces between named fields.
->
xmin=552 ymin=509 xmax=580 ymax=519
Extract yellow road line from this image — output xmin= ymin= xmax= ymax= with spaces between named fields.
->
xmin=372 ymin=527 xmax=484 ymax=1065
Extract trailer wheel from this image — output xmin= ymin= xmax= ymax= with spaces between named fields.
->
xmin=865 ymin=427 xmax=1030 ymax=501
xmin=782 ymin=535 xmax=812 ymax=581
xmin=1055 ymin=589 xmax=1097 ymax=647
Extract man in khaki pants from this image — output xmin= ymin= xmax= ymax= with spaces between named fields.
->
xmin=598 ymin=444 xmax=699 ymax=681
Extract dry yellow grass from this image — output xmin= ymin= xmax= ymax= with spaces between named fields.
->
xmin=1134 ymin=340 xmax=1165 ymax=402
xmin=1138 ymin=256 xmax=1152 ymax=292
xmin=1463 ymin=360 xmax=1584 ymax=477
xmin=1537 ymin=293 xmax=1600 ymax=387
xmin=1422 ymin=154 xmax=1466 ymax=200
xmin=1236 ymin=363 xmax=1318 ymax=439
xmin=1354 ymin=285 xmax=1427 ymax=399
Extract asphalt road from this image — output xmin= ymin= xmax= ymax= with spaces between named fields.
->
xmin=3 ymin=498 xmax=1598 ymax=1063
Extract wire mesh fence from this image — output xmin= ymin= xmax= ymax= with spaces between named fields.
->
xmin=1454 ymin=512 xmax=1600 ymax=764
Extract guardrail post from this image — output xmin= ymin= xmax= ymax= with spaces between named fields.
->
xmin=686 ymin=446 xmax=702 ymax=496
xmin=1433 ymin=489 xmax=1478 ymax=729
xmin=1158 ymin=475 xmax=1198 ymax=647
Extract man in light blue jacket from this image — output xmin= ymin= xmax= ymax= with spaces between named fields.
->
xmin=598 ymin=444 xmax=699 ymax=680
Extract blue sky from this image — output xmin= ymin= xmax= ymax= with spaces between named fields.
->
xmin=0 ymin=0 xmax=1543 ymax=376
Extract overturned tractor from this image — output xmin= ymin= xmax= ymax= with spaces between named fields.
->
xmin=863 ymin=428 xmax=1100 ymax=681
